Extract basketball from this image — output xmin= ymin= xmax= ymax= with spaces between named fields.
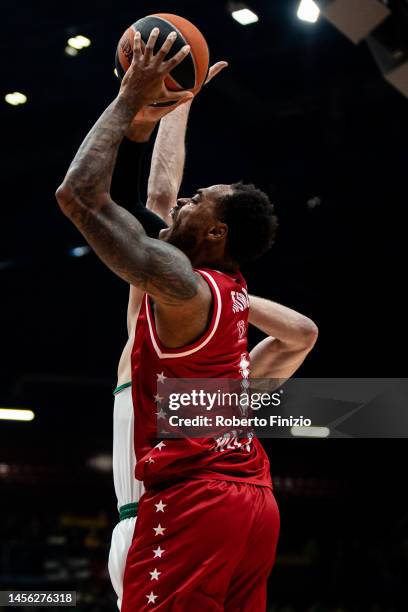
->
xmin=115 ymin=13 xmax=210 ymax=106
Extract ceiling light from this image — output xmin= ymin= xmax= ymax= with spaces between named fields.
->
xmin=75 ymin=35 xmax=91 ymax=48
xmin=231 ymin=8 xmax=258 ymax=25
xmin=0 ymin=408 xmax=35 ymax=422
xmin=65 ymin=46 xmax=78 ymax=56
xmin=297 ymin=0 xmax=320 ymax=23
xmin=67 ymin=35 xmax=91 ymax=50
xmin=0 ymin=464 xmax=10 ymax=476
xmin=88 ymin=454 xmax=113 ymax=472
xmin=69 ymin=246 xmax=90 ymax=258
xmin=5 ymin=92 xmax=27 ymax=106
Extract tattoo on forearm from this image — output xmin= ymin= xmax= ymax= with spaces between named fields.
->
xmin=59 ymin=95 xmax=197 ymax=304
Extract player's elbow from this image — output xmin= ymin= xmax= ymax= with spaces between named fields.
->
xmin=56 ymin=182 xmax=107 ymax=219
xmin=296 ymin=317 xmax=319 ymax=350
xmin=55 ymin=183 xmax=78 ymax=217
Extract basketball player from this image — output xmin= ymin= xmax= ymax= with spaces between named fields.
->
xmin=57 ymin=29 xmax=317 ymax=610
xmin=109 ymin=89 xmax=318 ymax=609
xmin=108 ymin=62 xmax=227 ymax=610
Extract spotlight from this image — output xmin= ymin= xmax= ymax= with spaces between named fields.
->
xmin=0 ymin=463 xmax=10 ymax=476
xmin=67 ymin=35 xmax=91 ymax=50
xmin=297 ymin=0 xmax=320 ymax=23
xmin=75 ymin=35 xmax=91 ymax=47
xmin=5 ymin=92 xmax=27 ymax=106
xmin=0 ymin=409 xmax=35 ymax=422
xmin=88 ymin=454 xmax=113 ymax=472
xmin=229 ymin=3 xmax=259 ymax=26
xmin=65 ymin=46 xmax=78 ymax=57
xmin=69 ymin=246 xmax=90 ymax=258
xmin=307 ymin=196 xmax=322 ymax=209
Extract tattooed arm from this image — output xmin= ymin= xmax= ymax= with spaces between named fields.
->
xmin=56 ymin=28 xmax=208 ymax=309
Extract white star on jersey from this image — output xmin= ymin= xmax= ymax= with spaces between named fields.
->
xmin=153 ymin=524 xmax=166 ymax=536
xmin=146 ymin=591 xmax=158 ymax=604
xmin=156 ymin=408 xmax=167 ymax=420
xmin=157 ymin=371 xmax=167 ymax=384
xmin=150 ymin=568 xmax=161 ymax=581
xmin=146 ymin=457 xmax=155 ymax=464
xmin=153 ymin=546 xmax=165 ymax=558
xmin=153 ymin=393 xmax=163 ymax=403
xmin=155 ymin=500 xmax=166 ymax=512
xmin=239 ymin=357 xmax=250 ymax=370
xmin=155 ymin=441 xmax=166 ymax=450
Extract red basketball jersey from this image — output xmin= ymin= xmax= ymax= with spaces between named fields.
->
xmin=131 ymin=268 xmax=272 ymax=490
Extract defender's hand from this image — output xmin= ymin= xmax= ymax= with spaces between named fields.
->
xmin=130 ymin=59 xmax=229 ymax=127
xmin=204 ymin=61 xmax=228 ymax=85
xmin=131 ymin=93 xmax=194 ymax=126
xmin=119 ymin=28 xmax=191 ymax=110
xmin=125 ymin=94 xmax=193 ymax=141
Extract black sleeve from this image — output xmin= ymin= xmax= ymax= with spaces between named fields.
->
xmin=111 ymin=138 xmax=168 ymax=239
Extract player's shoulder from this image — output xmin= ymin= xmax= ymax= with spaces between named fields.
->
xmin=195 ymin=268 xmax=249 ymax=316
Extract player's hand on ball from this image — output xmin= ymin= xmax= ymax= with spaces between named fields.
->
xmin=132 ymin=92 xmax=194 ymax=125
xmin=120 ymin=28 xmax=191 ymax=109
xmin=125 ymin=93 xmax=193 ymax=140
xmin=130 ymin=59 xmax=228 ymax=127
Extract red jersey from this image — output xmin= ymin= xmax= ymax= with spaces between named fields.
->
xmin=131 ymin=268 xmax=272 ymax=490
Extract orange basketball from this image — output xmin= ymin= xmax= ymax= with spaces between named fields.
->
xmin=115 ymin=13 xmax=210 ymax=106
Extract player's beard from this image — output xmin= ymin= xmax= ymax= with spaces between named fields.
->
xmin=165 ymin=225 xmax=198 ymax=256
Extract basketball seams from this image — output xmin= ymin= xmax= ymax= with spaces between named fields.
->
xmin=141 ymin=15 xmax=186 ymax=47
xmin=156 ymin=13 xmax=209 ymax=89
xmin=115 ymin=13 xmax=209 ymax=94
xmin=144 ymin=16 xmax=187 ymax=91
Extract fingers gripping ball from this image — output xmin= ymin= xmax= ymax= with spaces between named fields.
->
xmin=115 ymin=13 xmax=209 ymax=107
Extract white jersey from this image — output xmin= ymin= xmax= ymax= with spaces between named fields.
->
xmin=111 ymin=382 xmax=144 ymax=508
xmin=108 ymin=383 xmax=144 ymax=610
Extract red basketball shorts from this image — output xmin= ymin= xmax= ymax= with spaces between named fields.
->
xmin=121 ymin=478 xmax=280 ymax=611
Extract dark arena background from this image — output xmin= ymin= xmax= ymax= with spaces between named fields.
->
xmin=1 ymin=1 xmax=408 ymax=611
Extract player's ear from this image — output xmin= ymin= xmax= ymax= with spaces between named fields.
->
xmin=207 ymin=222 xmax=227 ymax=241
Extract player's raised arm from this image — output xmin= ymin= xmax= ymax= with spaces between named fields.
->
xmin=146 ymin=60 xmax=228 ymax=223
xmin=146 ymin=100 xmax=192 ymax=224
xmin=123 ymin=99 xmax=193 ymax=333
xmin=55 ymin=29 xmax=205 ymax=307
xmin=249 ymin=295 xmax=318 ymax=381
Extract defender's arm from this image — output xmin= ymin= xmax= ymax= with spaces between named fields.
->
xmin=146 ymin=99 xmax=192 ymax=223
xmin=145 ymin=59 xmax=227 ymax=222
xmin=249 ymin=295 xmax=318 ymax=381
xmin=125 ymin=100 xmax=193 ymax=331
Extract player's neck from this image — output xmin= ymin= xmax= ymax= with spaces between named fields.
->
xmin=190 ymin=251 xmax=238 ymax=273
